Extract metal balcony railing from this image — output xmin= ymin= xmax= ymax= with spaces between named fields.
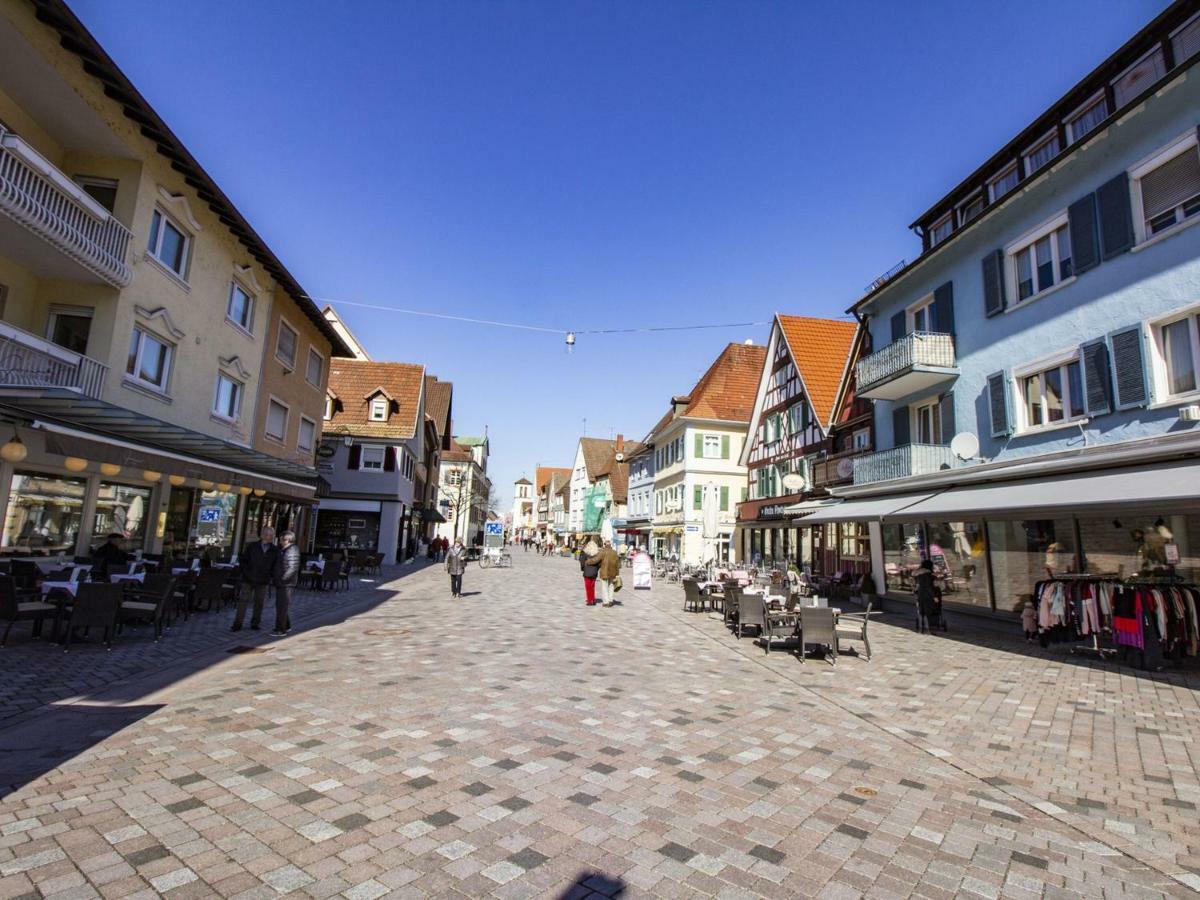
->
xmin=856 ymin=331 xmax=956 ymax=394
xmin=0 ymin=321 xmax=108 ymax=399
xmin=852 ymin=443 xmax=962 ymax=485
xmin=812 ymin=447 xmax=872 ymax=487
xmin=0 ymin=125 xmax=132 ymax=288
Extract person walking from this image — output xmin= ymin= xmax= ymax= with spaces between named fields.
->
xmin=580 ymin=540 xmax=600 ymax=605
xmin=233 ymin=527 xmax=279 ymax=632
xmin=271 ymin=530 xmax=300 ymax=636
xmin=587 ymin=539 xmax=621 ymax=608
xmin=446 ymin=537 xmax=468 ymax=597
xmin=914 ymin=558 xmax=937 ymax=634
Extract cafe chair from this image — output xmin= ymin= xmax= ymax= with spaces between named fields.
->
xmin=835 ymin=602 xmax=872 ymax=661
xmin=682 ymin=578 xmax=705 ymax=612
xmin=797 ymin=608 xmax=838 ymax=665
xmin=119 ymin=575 xmax=176 ymax=641
xmin=723 ymin=585 xmax=742 ymax=632
xmin=737 ymin=591 xmax=766 ymax=641
xmin=0 ymin=575 xmax=56 ymax=646
xmin=62 ymin=583 xmax=123 ymax=652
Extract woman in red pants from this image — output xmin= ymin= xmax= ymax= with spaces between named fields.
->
xmin=580 ymin=540 xmax=599 ymax=605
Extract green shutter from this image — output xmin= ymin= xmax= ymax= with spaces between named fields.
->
xmin=740 ymin=487 xmax=747 ymax=502
xmin=694 ymin=432 xmax=704 ymax=457
xmin=694 ymin=486 xmax=703 ymax=510
xmin=720 ymin=486 xmax=729 ymax=511
xmin=721 ymin=435 xmax=730 ymax=458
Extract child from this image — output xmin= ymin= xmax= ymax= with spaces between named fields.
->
xmin=1021 ymin=600 xmax=1037 ymax=642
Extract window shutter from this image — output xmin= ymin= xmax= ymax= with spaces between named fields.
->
xmin=890 ymin=311 xmax=906 ymax=342
xmin=982 ymin=249 xmax=1006 ymax=317
xmin=694 ymin=433 xmax=704 ymax=457
xmin=720 ymin=486 xmax=729 ymax=511
xmin=694 ymin=486 xmax=703 ymax=510
xmin=938 ymin=393 xmax=956 ymax=444
xmin=1109 ymin=326 xmax=1149 ymax=408
xmin=721 ymin=434 xmax=730 ymax=458
xmin=348 ymin=445 xmax=361 ymax=469
xmin=1097 ymin=171 xmax=1134 ymax=259
xmin=384 ymin=446 xmax=396 ymax=472
xmin=932 ymin=281 xmax=955 ymax=336
xmin=1080 ymin=338 xmax=1113 ymax=416
xmin=987 ymin=372 xmax=1012 ymax=437
xmin=891 ymin=405 xmax=910 ymax=447
xmin=1067 ymin=192 xmax=1101 ymax=275
xmin=1140 ymin=147 xmax=1200 ymax=222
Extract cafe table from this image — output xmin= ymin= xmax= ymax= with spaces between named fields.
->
xmin=109 ymin=572 xmax=146 ymax=584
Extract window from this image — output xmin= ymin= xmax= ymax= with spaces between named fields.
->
xmin=298 ymin=416 xmax=316 ymax=452
xmin=147 ymin=208 xmax=189 ymax=277
xmin=324 ymin=395 xmax=334 ymax=420
xmin=360 ymin=447 xmax=384 ymax=470
xmin=701 ymin=434 xmax=721 ymax=458
xmin=126 ymin=327 xmax=172 ymax=391
xmin=1111 ymin=47 xmax=1165 ymax=108
xmin=1019 ymin=357 xmax=1084 ymax=430
xmin=74 ymin=176 xmax=117 ymax=213
xmin=852 ymin=428 xmax=870 ymax=450
xmin=265 ymin=398 xmax=288 ymax=442
xmin=1171 ymin=12 xmax=1200 ymax=65
xmin=1132 ymin=138 xmax=1200 ymax=241
xmin=447 ymin=469 xmax=462 ymax=486
xmin=212 ymin=373 xmax=242 ymax=420
xmin=907 ymin=294 xmax=934 ymax=333
xmin=1023 ymin=131 xmax=1061 ymax=176
xmin=226 ymin=282 xmax=254 ymax=332
xmin=912 ymin=400 xmax=942 ymax=445
xmin=1153 ymin=312 xmax=1200 ymax=398
xmin=276 ymin=320 xmax=298 ymax=368
xmin=928 ymin=213 xmax=952 ymax=247
xmin=369 ymin=397 xmax=388 ymax=421
xmin=1008 ymin=214 xmax=1071 ymax=303
xmin=988 ymin=163 xmax=1019 ymax=202
xmin=957 ymin=193 xmax=984 ymax=226
xmin=306 ymin=347 xmax=323 ymax=387
xmin=47 ymin=305 xmax=92 ymax=354
xmin=1065 ymin=93 xmax=1107 ymax=143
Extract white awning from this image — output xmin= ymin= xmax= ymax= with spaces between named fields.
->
xmin=799 ymin=493 xmax=934 ymax=525
xmin=891 ymin=461 xmax=1200 ymax=520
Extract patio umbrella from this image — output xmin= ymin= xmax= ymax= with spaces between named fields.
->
xmin=702 ymin=481 xmax=719 ymax=573
xmin=126 ymin=494 xmax=144 ymax=534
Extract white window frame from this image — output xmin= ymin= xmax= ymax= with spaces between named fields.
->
xmin=911 ymin=400 xmax=942 ymax=446
xmin=1013 ymin=350 xmax=1087 ymax=434
xmin=701 ymin=433 xmax=721 ymax=459
xmin=1111 ymin=46 xmax=1166 ymax=109
xmin=1128 ymin=130 xmax=1200 ymax=246
xmin=264 ymin=396 xmax=289 ymax=444
xmin=275 ymin=317 xmax=299 ymax=369
xmin=928 ymin=212 xmax=953 ymax=247
xmin=851 ymin=427 xmax=870 ymax=450
xmin=369 ymin=397 xmax=388 ymax=421
xmin=360 ymin=446 xmax=386 ymax=471
xmin=45 ymin=304 xmax=93 ymax=352
xmin=1004 ymin=211 xmax=1072 ymax=306
xmin=987 ymin=162 xmax=1019 ymax=203
xmin=225 ymin=281 xmax=255 ymax=334
xmin=305 ymin=346 xmax=324 ymax=388
xmin=1149 ymin=303 xmax=1200 ymax=403
xmin=956 ymin=190 xmax=985 ymax=227
xmin=211 ymin=372 xmax=243 ymax=422
xmin=323 ymin=395 xmax=334 ymax=420
xmin=125 ymin=326 xmax=173 ymax=393
xmin=906 ymin=293 xmax=935 ymax=333
xmin=146 ymin=207 xmax=191 ymax=280
xmin=1064 ymin=90 xmax=1108 ymax=144
xmin=297 ymin=415 xmax=317 ymax=452
xmin=1022 ymin=129 xmax=1061 ymax=176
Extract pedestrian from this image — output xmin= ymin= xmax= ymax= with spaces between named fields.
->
xmin=581 ymin=539 xmax=600 ymax=606
xmin=587 ymin=538 xmax=621 ymax=608
xmin=914 ymin=558 xmax=937 ymax=634
xmin=446 ymin=537 xmax=467 ymax=597
xmin=1021 ymin=599 xmax=1037 ymax=642
xmin=232 ymin=527 xmax=279 ymax=632
xmin=523 ymin=536 xmax=530 ymax=553
xmin=91 ymin=531 xmax=131 ymax=580
xmin=271 ymin=530 xmax=300 ymax=636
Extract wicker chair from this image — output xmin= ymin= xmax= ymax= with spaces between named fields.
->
xmin=737 ymin=591 xmax=766 ymax=640
xmin=723 ymin=585 xmax=742 ymax=632
xmin=682 ymin=579 xmax=705 ymax=612
xmin=63 ymin=583 xmax=123 ymax=652
xmin=798 ymin=607 xmax=838 ymax=665
xmin=119 ymin=575 xmax=176 ymax=641
xmin=834 ymin=602 xmax=873 ymax=661
xmin=0 ymin=575 xmax=55 ymax=646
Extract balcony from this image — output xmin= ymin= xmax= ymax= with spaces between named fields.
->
xmin=856 ymin=331 xmax=958 ymax=401
xmin=0 ymin=125 xmax=132 ymax=288
xmin=812 ymin=447 xmax=871 ymax=488
xmin=0 ymin=321 xmax=108 ymax=399
xmin=852 ymin=443 xmax=964 ymax=485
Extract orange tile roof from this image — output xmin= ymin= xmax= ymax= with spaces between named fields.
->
xmin=681 ymin=343 xmax=768 ymax=423
xmin=536 ymin=466 xmax=572 ymax=495
xmin=777 ymin=316 xmax=858 ymax=428
xmin=325 ymin=359 xmax=425 ymax=440
xmin=424 ymin=376 xmax=453 ymax=445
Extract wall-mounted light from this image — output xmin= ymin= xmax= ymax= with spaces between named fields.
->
xmin=142 ymin=470 xmax=162 ymax=483
xmin=238 ymin=485 xmax=252 ymax=496
xmin=253 ymin=488 xmax=266 ymax=497
xmin=168 ymin=474 xmax=186 ymax=486
xmin=217 ymin=483 xmax=231 ymax=492
xmin=100 ymin=463 xmax=121 ymax=477
xmin=63 ymin=457 xmax=88 ymax=472
xmin=198 ymin=479 xmax=214 ymax=490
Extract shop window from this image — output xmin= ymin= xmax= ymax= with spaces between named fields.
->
xmin=1 ymin=471 xmax=86 ymax=552
xmin=93 ymin=481 xmax=153 ymax=548
xmin=126 ymin=327 xmax=172 ymax=392
xmin=924 ymin=521 xmax=989 ymax=608
xmin=1076 ymin=513 xmax=1197 ymax=581
xmin=838 ymin=522 xmax=869 ymax=559
xmin=882 ymin=523 xmax=923 ymax=593
xmin=986 ymin=518 xmax=1076 ymax=614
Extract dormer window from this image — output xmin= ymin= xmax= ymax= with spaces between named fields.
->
xmin=928 ymin=213 xmax=953 ymax=247
xmin=988 ymin=163 xmax=1019 ymax=203
xmin=1023 ymin=131 xmax=1060 ymax=176
xmin=1065 ymin=93 xmax=1108 ymax=143
xmin=369 ymin=397 xmax=388 ymax=421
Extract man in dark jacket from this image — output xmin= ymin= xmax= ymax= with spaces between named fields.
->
xmin=92 ymin=532 xmax=131 ymax=580
xmin=232 ymin=526 xmax=279 ymax=632
xmin=272 ymin=530 xmax=300 ymax=636
xmin=587 ymin=539 xmax=621 ymax=607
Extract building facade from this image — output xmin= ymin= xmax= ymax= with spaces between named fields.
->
xmin=534 ymin=466 xmax=571 ymax=541
xmin=623 ymin=440 xmax=655 ymax=550
xmin=435 ymin=436 xmax=490 ymax=545
xmin=511 ymin=477 xmax=533 ymax=537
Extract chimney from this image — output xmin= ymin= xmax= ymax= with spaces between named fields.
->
xmin=616 ymin=434 xmax=625 ymax=454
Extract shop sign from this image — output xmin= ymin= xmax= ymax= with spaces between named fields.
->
xmin=1166 ymin=543 xmax=1180 ymax=565
xmin=759 ymin=504 xmax=792 ymax=519
xmin=316 ymin=444 xmax=337 ymax=459
xmin=685 ymin=524 xmax=700 ymax=533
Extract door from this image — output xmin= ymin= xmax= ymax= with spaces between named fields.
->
xmin=47 ymin=306 xmax=93 ymax=354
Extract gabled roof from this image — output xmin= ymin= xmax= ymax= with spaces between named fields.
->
xmin=777 ymin=316 xmax=858 ymax=429
xmin=681 ymin=343 xmax=767 ymax=423
xmin=536 ymin=466 xmax=572 ymax=495
xmin=514 ymin=477 xmax=532 ymax=485
xmin=457 ymin=436 xmax=487 ymax=447
xmin=424 ymin=376 xmax=453 ymax=448
xmin=442 ymin=439 xmax=473 ymax=463
xmin=324 ymin=360 xmax=424 ymax=440
xmin=579 ymin=437 xmax=617 ymax=479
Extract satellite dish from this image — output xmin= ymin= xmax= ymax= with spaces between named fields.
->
xmin=781 ymin=472 xmax=807 ymax=492
xmin=950 ymin=431 xmax=980 ymax=461
xmin=836 ymin=458 xmax=855 ymax=479
xmin=615 ymin=452 xmax=625 ymax=462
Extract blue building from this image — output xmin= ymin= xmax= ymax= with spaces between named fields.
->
xmin=624 ymin=439 xmax=655 ymax=551
xmin=803 ymin=2 xmax=1200 ymax=618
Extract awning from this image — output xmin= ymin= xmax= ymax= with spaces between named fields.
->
xmin=890 ymin=462 xmax=1200 ymax=520
xmin=799 ymin=493 xmax=935 ymax=525
xmin=419 ymin=508 xmax=447 ymax=523
xmin=787 ymin=499 xmax=843 ymax=520
xmin=314 ymin=498 xmax=381 ymax=513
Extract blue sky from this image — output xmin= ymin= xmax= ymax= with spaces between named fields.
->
xmin=71 ymin=0 xmax=1166 ymax=509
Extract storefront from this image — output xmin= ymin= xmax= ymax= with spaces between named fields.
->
xmin=165 ymin=486 xmax=242 ymax=561
xmin=314 ymin=499 xmax=382 ymax=554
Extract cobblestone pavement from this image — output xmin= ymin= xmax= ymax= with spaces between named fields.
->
xmin=0 ymin=554 xmax=1197 ymax=899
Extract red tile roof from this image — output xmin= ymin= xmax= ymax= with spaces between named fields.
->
xmin=536 ymin=466 xmax=572 ymax=495
xmin=683 ymin=343 xmax=767 ymax=423
xmin=777 ymin=316 xmax=858 ymax=428
xmin=424 ymin=376 xmax=453 ymax=447
xmin=325 ymin=360 xmax=425 ymax=440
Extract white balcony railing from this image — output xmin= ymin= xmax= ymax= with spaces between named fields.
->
xmin=0 ymin=321 xmax=108 ymax=399
xmin=857 ymin=331 xmax=956 ymax=395
xmin=0 ymin=125 xmax=132 ymax=288
xmin=852 ymin=443 xmax=963 ymax=485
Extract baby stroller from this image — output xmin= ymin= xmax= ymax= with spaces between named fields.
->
xmin=927 ymin=587 xmax=948 ymax=632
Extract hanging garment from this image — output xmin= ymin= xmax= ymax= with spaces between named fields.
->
xmin=1113 ymin=589 xmax=1144 ymax=650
